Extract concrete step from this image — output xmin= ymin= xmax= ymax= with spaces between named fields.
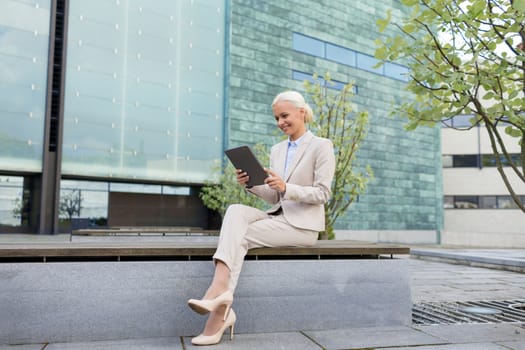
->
xmin=0 ymin=258 xmax=411 ymax=345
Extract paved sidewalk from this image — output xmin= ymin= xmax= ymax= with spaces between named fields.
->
xmin=1 ymin=236 xmax=525 ymax=349
xmin=2 ymin=323 xmax=523 ymax=350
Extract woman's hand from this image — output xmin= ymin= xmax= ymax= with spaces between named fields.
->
xmin=235 ymin=169 xmax=250 ymax=187
xmin=264 ymin=168 xmax=286 ymax=193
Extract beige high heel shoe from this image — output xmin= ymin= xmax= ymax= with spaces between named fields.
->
xmin=191 ymin=309 xmax=236 ymax=346
xmin=187 ymin=290 xmax=233 ymax=319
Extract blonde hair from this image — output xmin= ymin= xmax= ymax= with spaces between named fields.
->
xmin=272 ymin=90 xmax=314 ymax=123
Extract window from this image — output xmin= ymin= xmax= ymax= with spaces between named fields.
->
xmin=442 ymin=155 xmax=453 ymax=168
xmin=453 ymin=196 xmax=478 ymax=209
xmin=292 ymin=33 xmax=324 ymax=57
xmin=442 ymin=114 xmax=477 ymax=128
xmin=482 ymin=154 xmax=522 ymax=167
xmin=109 ymin=183 xmax=162 ymax=194
xmin=479 ymin=196 xmax=497 ymax=209
xmin=445 ymin=195 xmax=524 ymax=209
xmin=292 ymin=70 xmax=354 ymax=92
xmin=453 ymin=155 xmax=479 ymax=168
xmin=356 ymin=53 xmax=383 ymax=74
xmin=497 ymin=196 xmax=519 ymax=209
xmin=443 ymin=196 xmax=454 ymax=209
xmin=0 ymin=0 xmax=51 ymax=172
xmin=0 ymin=176 xmax=25 ymax=226
xmin=384 ymin=62 xmax=410 ymax=82
xmin=444 ymin=153 xmax=521 ymax=168
xmin=62 ymin=1 xmax=226 ymax=183
xmin=326 ymin=43 xmax=356 ymax=66
xmin=291 ymin=32 xmax=409 ymax=82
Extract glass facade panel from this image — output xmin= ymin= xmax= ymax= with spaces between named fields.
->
xmin=292 ymin=70 xmax=316 ymax=84
xmin=162 ymin=185 xmax=191 ymax=195
xmin=479 ymin=196 xmax=497 ymax=209
xmin=454 ymin=196 xmax=478 ymax=209
xmin=292 ymin=32 xmax=324 ymax=57
xmin=0 ymin=176 xmax=25 ymax=226
xmin=442 ymin=155 xmax=453 ymax=168
xmin=326 ymin=43 xmax=355 ymax=66
xmin=443 ymin=196 xmax=454 ymax=209
xmin=63 ymin=0 xmax=225 ymax=183
xmin=356 ymin=53 xmax=383 ymax=74
xmin=453 ymin=155 xmax=478 ymax=167
xmin=450 ymin=114 xmax=475 ymax=128
xmin=109 ymin=182 xmax=162 ymax=194
xmin=384 ymin=62 xmax=409 ymax=82
xmin=292 ymin=70 xmax=352 ymax=92
xmin=446 ymin=195 xmax=524 ymax=209
xmin=0 ymin=0 xmax=50 ymax=172
xmin=482 ymin=153 xmax=522 ymax=167
xmin=60 ymin=180 xmax=109 ymax=228
xmin=497 ymin=196 xmax=518 ymax=209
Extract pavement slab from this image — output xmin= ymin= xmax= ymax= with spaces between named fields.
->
xmin=44 ymin=337 xmax=182 ymax=350
xmin=391 ymin=343 xmax=510 ymax=349
xmin=497 ymin=341 xmax=525 ymax=350
xmin=182 ymin=331 xmax=321 ymax=350
xmin=304 ymin=326 xmax=445 ymax=350
xmin=415 ymin=323 xmax=525 ymax=343
xmin=0 ymin=346 xmax=45 ymax=350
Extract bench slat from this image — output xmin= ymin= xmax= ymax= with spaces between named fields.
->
xmin=0 ymin=240 xmax=409 ymax=259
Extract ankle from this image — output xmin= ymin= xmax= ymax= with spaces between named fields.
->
xmin=204 ymin=286 xmax=229 ymax=300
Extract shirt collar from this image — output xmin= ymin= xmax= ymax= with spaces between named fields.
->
xmin=288 ymin=130 xmax=309 ymax=146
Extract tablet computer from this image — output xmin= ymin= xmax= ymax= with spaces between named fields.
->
xmin=225 ymin=146 xmax=268 ymax=187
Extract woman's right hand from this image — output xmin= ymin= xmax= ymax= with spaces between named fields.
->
xmin=235 ymin=169 xmax=250 ymax=187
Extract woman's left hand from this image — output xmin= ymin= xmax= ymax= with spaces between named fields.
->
xmin=264 ymin=168 xmax=286 ymax=193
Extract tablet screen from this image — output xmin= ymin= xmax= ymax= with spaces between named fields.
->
xmin=225 ymin=146 xmax=268 ymax=187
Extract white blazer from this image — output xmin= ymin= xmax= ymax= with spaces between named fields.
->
xmin=249 ymin=131 xmax=335 ymax=232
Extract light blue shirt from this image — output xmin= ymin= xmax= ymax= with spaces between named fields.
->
xmin=284 ymin=132 xmax=308 ymax=178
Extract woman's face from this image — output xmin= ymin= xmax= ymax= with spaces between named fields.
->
xmin=272 ymin=100 xmax=307 ymax=141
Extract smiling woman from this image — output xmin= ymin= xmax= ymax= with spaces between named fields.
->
xmin=186 ymin=90 xmax=336 ymax=345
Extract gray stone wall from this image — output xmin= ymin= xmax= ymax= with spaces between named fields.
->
xmin=227 ymin=0 xmax=443 ymax=233
xmin=0 ymin=259 xmax=411 ymax=344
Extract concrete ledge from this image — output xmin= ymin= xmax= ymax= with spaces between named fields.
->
xmin=0 ymin=259 xmax=411 ymax=344
xmin=411 ymin=248 xmax=525 ymax=273
xmin=336 ymin=230 xmax=438 ymax=245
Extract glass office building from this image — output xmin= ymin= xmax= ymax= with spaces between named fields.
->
xmin=0 ymin=0 xmax=442 ymax=240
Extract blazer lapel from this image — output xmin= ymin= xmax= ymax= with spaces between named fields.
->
xmin=285 ymin=131 xmax=313 ymax=181
xmin=274 ymin=141 xmax=287 ymax=178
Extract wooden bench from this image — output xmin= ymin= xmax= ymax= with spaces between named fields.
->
xmin=0 ymin=239 xmax=409 ymax=262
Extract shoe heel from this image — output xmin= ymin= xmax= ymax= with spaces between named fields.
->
xmin=229 ymin=324 xmax=234 ymax=340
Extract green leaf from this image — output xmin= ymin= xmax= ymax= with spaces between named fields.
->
xmin=376 ymin=10 xmax=391 ymax=33
xmin=403 ymin=23 xmax=416 ymax=34
xmin=513 ymin=0 xmax=525 ymax=13
xmin=505 ymin=126 xmax=523 ymax=138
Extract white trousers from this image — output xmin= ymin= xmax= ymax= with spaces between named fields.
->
xmin=213 ymin=204 xmax=318 ymax=291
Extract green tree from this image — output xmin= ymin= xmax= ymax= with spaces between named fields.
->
xmin=305 ymin=74 xmax=373 ymax=239
xmin=375 ymin=0 xmax=525 ymax=211
xmin=200 ymin=74 xmax=373 ymax=240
